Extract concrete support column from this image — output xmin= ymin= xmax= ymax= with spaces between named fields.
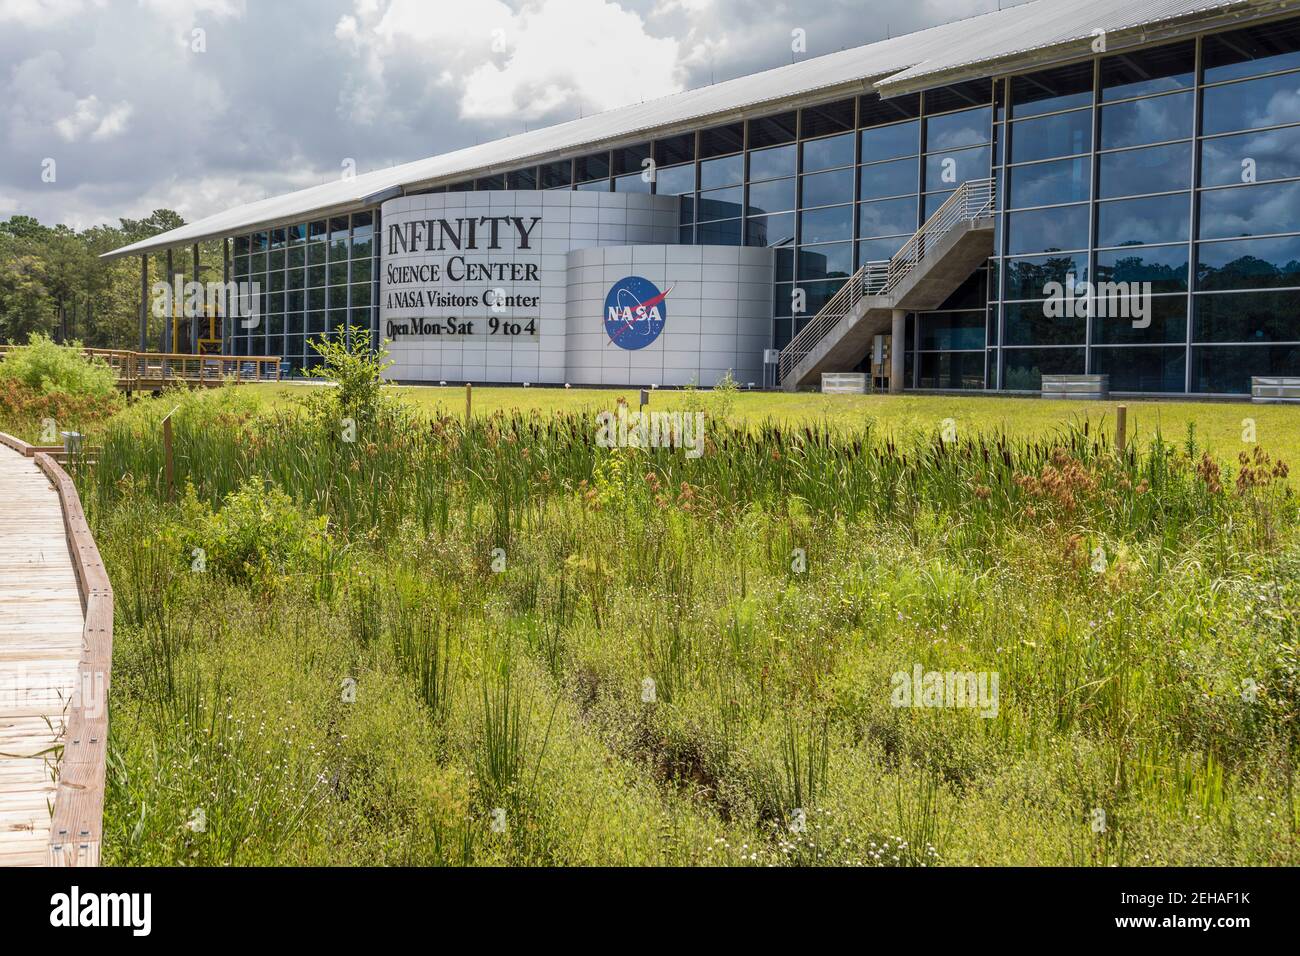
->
xmin=163 ymin=249 xmax=173 ymax=353
xmin=890 ymin=309 xmax=906 ymax=395
xmin=191 ymin=243 xmax=201 ymax=354
xmin=139 ymin=255 xmax=148 ymax=352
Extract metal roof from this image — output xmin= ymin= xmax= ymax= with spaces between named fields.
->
xmin=103 ymin=0 xmax=1285 ymax=259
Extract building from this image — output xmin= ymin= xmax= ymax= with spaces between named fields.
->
xmin=105 ymin=0 xmax=1300 ymax=395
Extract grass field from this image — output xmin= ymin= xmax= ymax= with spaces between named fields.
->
xmin=241 ymin=381 xmax=1300 ymax=467
xmin=5 ymin=370 xmax=1299 ymax=866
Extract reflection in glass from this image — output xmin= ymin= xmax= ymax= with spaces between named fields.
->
xmin=1095 ymin=244 xmax=1189 ymax=292
xmin=1099 ymin=92 xmax=1193 ymax=149
xmin=800 ymin=167 xmax=855 ymax=208
xmin=1092 ymin=295 xmax=1187 ymax=344
xmin=859 ymin=157 xmax=919 ymax=201
xmin=1203 ymin=71 xmax=1300 ymax=136
xmin=860 ymin=120 xmax=920 ymax=162
xmin=1196 ymin=235 xmax=1300 ymax=289
xmin=1004 ymin=253 xmax=1089 ymax=299
xmin=802 ymin=132 xmax=855 ymax=172
xmin=1199 ymin=180 xmax=1300 ymax=239
xmin=1096 ymin=194 xmax=1190 ymax=247
xmin=1002 ymin=347 xmax=1085 ymax=389
xmin=800 ymin=205 xmax=854 ymax=244
xmin=1192 ymin=345 xmax=1300 ymax=392
xmin=1090 ymin=346 xmax=1186 ymax=391
xmin=1098 ymin=142 xmax=1191 ymax=197
xmin=925 ymin=107 xmax=991 ymax=151
xmin=924 ymin=145 xmax=991 ymax=192
xmin=747 ymin=178 xmax=796 ymax=215
xmin=1008 ymin=156 xmax=1090 ymax=208
xmin=1200 ymin=125 xmax=1300 ymax=185
xmin=1006 ymin=205 xmax=1089 ymax=254
xmin=857 ymin=196 xmax=919 ymax=238
xmin=1009 ymin=110 xmax=1092 ymax=163
xmin=1194 ymin=289 xmax=1300 ymax=341
xmin=1101 ymin=41 xmax=1194 ymax=100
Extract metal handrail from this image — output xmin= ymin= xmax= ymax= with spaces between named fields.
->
xmin=779 ymin=177 xmax=995 ymax=381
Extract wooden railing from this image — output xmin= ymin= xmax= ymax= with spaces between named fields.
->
xmin=0 ymin=346 xmax=281 ymax=390
xmin=779 ymin=177 xmax=995 ymax=381
xmin=0 ymin=431 xmax=112 ymax=866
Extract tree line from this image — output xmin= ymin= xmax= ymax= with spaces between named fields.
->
xmin=0 ymin=211 xmax=228 ymax=351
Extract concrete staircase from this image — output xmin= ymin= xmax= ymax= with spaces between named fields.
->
xmin=780 ymin=178 xmax=996 ymax=392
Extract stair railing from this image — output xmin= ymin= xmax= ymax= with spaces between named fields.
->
xmin=779 ymin=177 xmax=995 ymax=381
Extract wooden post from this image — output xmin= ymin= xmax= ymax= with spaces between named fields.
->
xmin=162 ymin=407 xmax=177 ymax=501
xmin=639 ymin=388 xmax=649 ymax=413
xmin=465 ymin=382 xmax=472 ymax=424
xmin=1115 ymin=404 xmax=1128 ymax=455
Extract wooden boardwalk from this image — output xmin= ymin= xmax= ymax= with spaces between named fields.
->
xmin=0 ymin=440 xmax=90 ymax=866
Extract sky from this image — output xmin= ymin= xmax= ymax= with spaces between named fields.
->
xmin=0 ymin=0 xmax=1011 ymax=231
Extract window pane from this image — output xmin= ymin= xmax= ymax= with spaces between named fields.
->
xmin=1004 ymin=253 xmax=1089 ymax=300
xmin=697 ymin=185 xmax=743 ymax=221
xmin=575 ymin=178 xmax=608 ymax=192
xmin=859 ymin=157 xmax=918 ymax=200
xmin=923 ymin=190 xmax=956 ymax=220
xmin=1010 ymin=110 xmax=1092 ymax=163
xmin=858 ymin=236 xmax=908 ymax=262
xmin=802 ymin=132 xmax=855 ymax=172
xmin=1010 ymin=63 xmax=1094 ymax=118
xmin=1091 ymin=346 xmax=1186 ymax=391
xmin=798 ymin=242 xmax=854 ymax=280
xmin=1002 ymin=347 xmax=1085 ymax=388
xmin=801 ymin=167 xmax=855 ymax=207
xmin=1003 ymin=302 xmax=1086 ymax=345
xmin=925 ymin=106 xmax=991 ymax=151
xmin=1203 ymin=19 xmax=1300 ymax=84
xmin=1098 ymin=142 xmax=1191 ymax=198
xmin=918 ymin=350 xmax=986 ymax=389
xmin=655 ymin=163 xmax=695 ymax=195
xmin=1006 ymin=205 xmax=1089 ymax=254
xmin=857 ymin=196 xmax=918 ymax=238
xmin=919 ymin=312 xmax=985 ymax=350
xmin=1201 ymin=125 xmax=1300 ymax=186
xmin=800 ymin=100 xmax=855 ymax=139
xmin=1101 ymin=41 xmax=1195 ymax=100
xmin=794 ymin=279 xmax=847 ymax=319
xmin=1196 ymin=235 xmax=1300 ymax=289
xmin=696 ymin=219 xmax=742 ymax=245
xmin=1096 ymin=244 xmax=1189 ymax=293
xmin=924 ymin=145 xmax=990 ymax=192
xmin=746 ymin=213 xmax=795 ymax=247
xmin=1008 ymin=156 xmax=1090 ymax=208
xmin=1202 ymin=71 xmax=1300 ymax=135
xmin=1192 ymin=345 xmax=1300 ymax=393
xmin=1195 ymin=289 xmax=1300 ymax=342
xmin=800 ymin=205 xmax=854 ymax=244
xmin=1096 ymin=194 xmax=1190 ymax=247
xmin=700 ymin=153 xmax=743 ymax=188
xmin=1199 ymin=180 xmax=1300 ymax=239
xmin=1099 ymin=91 xmax=1193 ymax=148
xmin=506 ymin=168 xmax=537 ymax=190
xmin=748 ymin=178 xmax=796 ymax=215
xmin=861 ymin=120 xmax=920 ymax=162
xmin=748 ymin=112 xmax=798 ymax=149
xmin=1092 ymin=295 xmax=1188 ymax=344
xmin=749 ymin=143 xmax=796 ymax=181
xmin=700 ymin=123 xmax=743 ymax=158
xmin=614 ymin=171 xmax=651 ymax=193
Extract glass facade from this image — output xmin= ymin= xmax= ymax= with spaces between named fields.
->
xmin=229 ymin=212 xmax=380 ymax=375
xmin=223 ymin=14 xmax=1300 ymax=393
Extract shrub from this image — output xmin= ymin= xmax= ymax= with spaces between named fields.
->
xmin=178 ymin=477 xmax=331 ymax=584
xmin=0 ymin=333 xmax=117 ymax=400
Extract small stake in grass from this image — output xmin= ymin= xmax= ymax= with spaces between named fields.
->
xmin=1115 ymin=404 xmax=1127 ymax=455
xmin=640 ymin=388 xmax=649 ymax=413
xmin=466 ymin=382 xmax=473 ymax=424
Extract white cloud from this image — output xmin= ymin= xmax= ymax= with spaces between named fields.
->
xmin=0 ymin=0 xmax=105 ymax=27
xmin=336 ymin=0 xmax=684 ymax=124
xmin=53 ymin=94 xmax=133 ymax=141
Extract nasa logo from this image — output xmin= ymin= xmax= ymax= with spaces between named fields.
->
xmin=604 ymin=275 xmax=671 ymax=350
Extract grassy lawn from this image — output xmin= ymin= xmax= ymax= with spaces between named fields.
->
xmin=244 ymin=381 xmax=1300 ymax=464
